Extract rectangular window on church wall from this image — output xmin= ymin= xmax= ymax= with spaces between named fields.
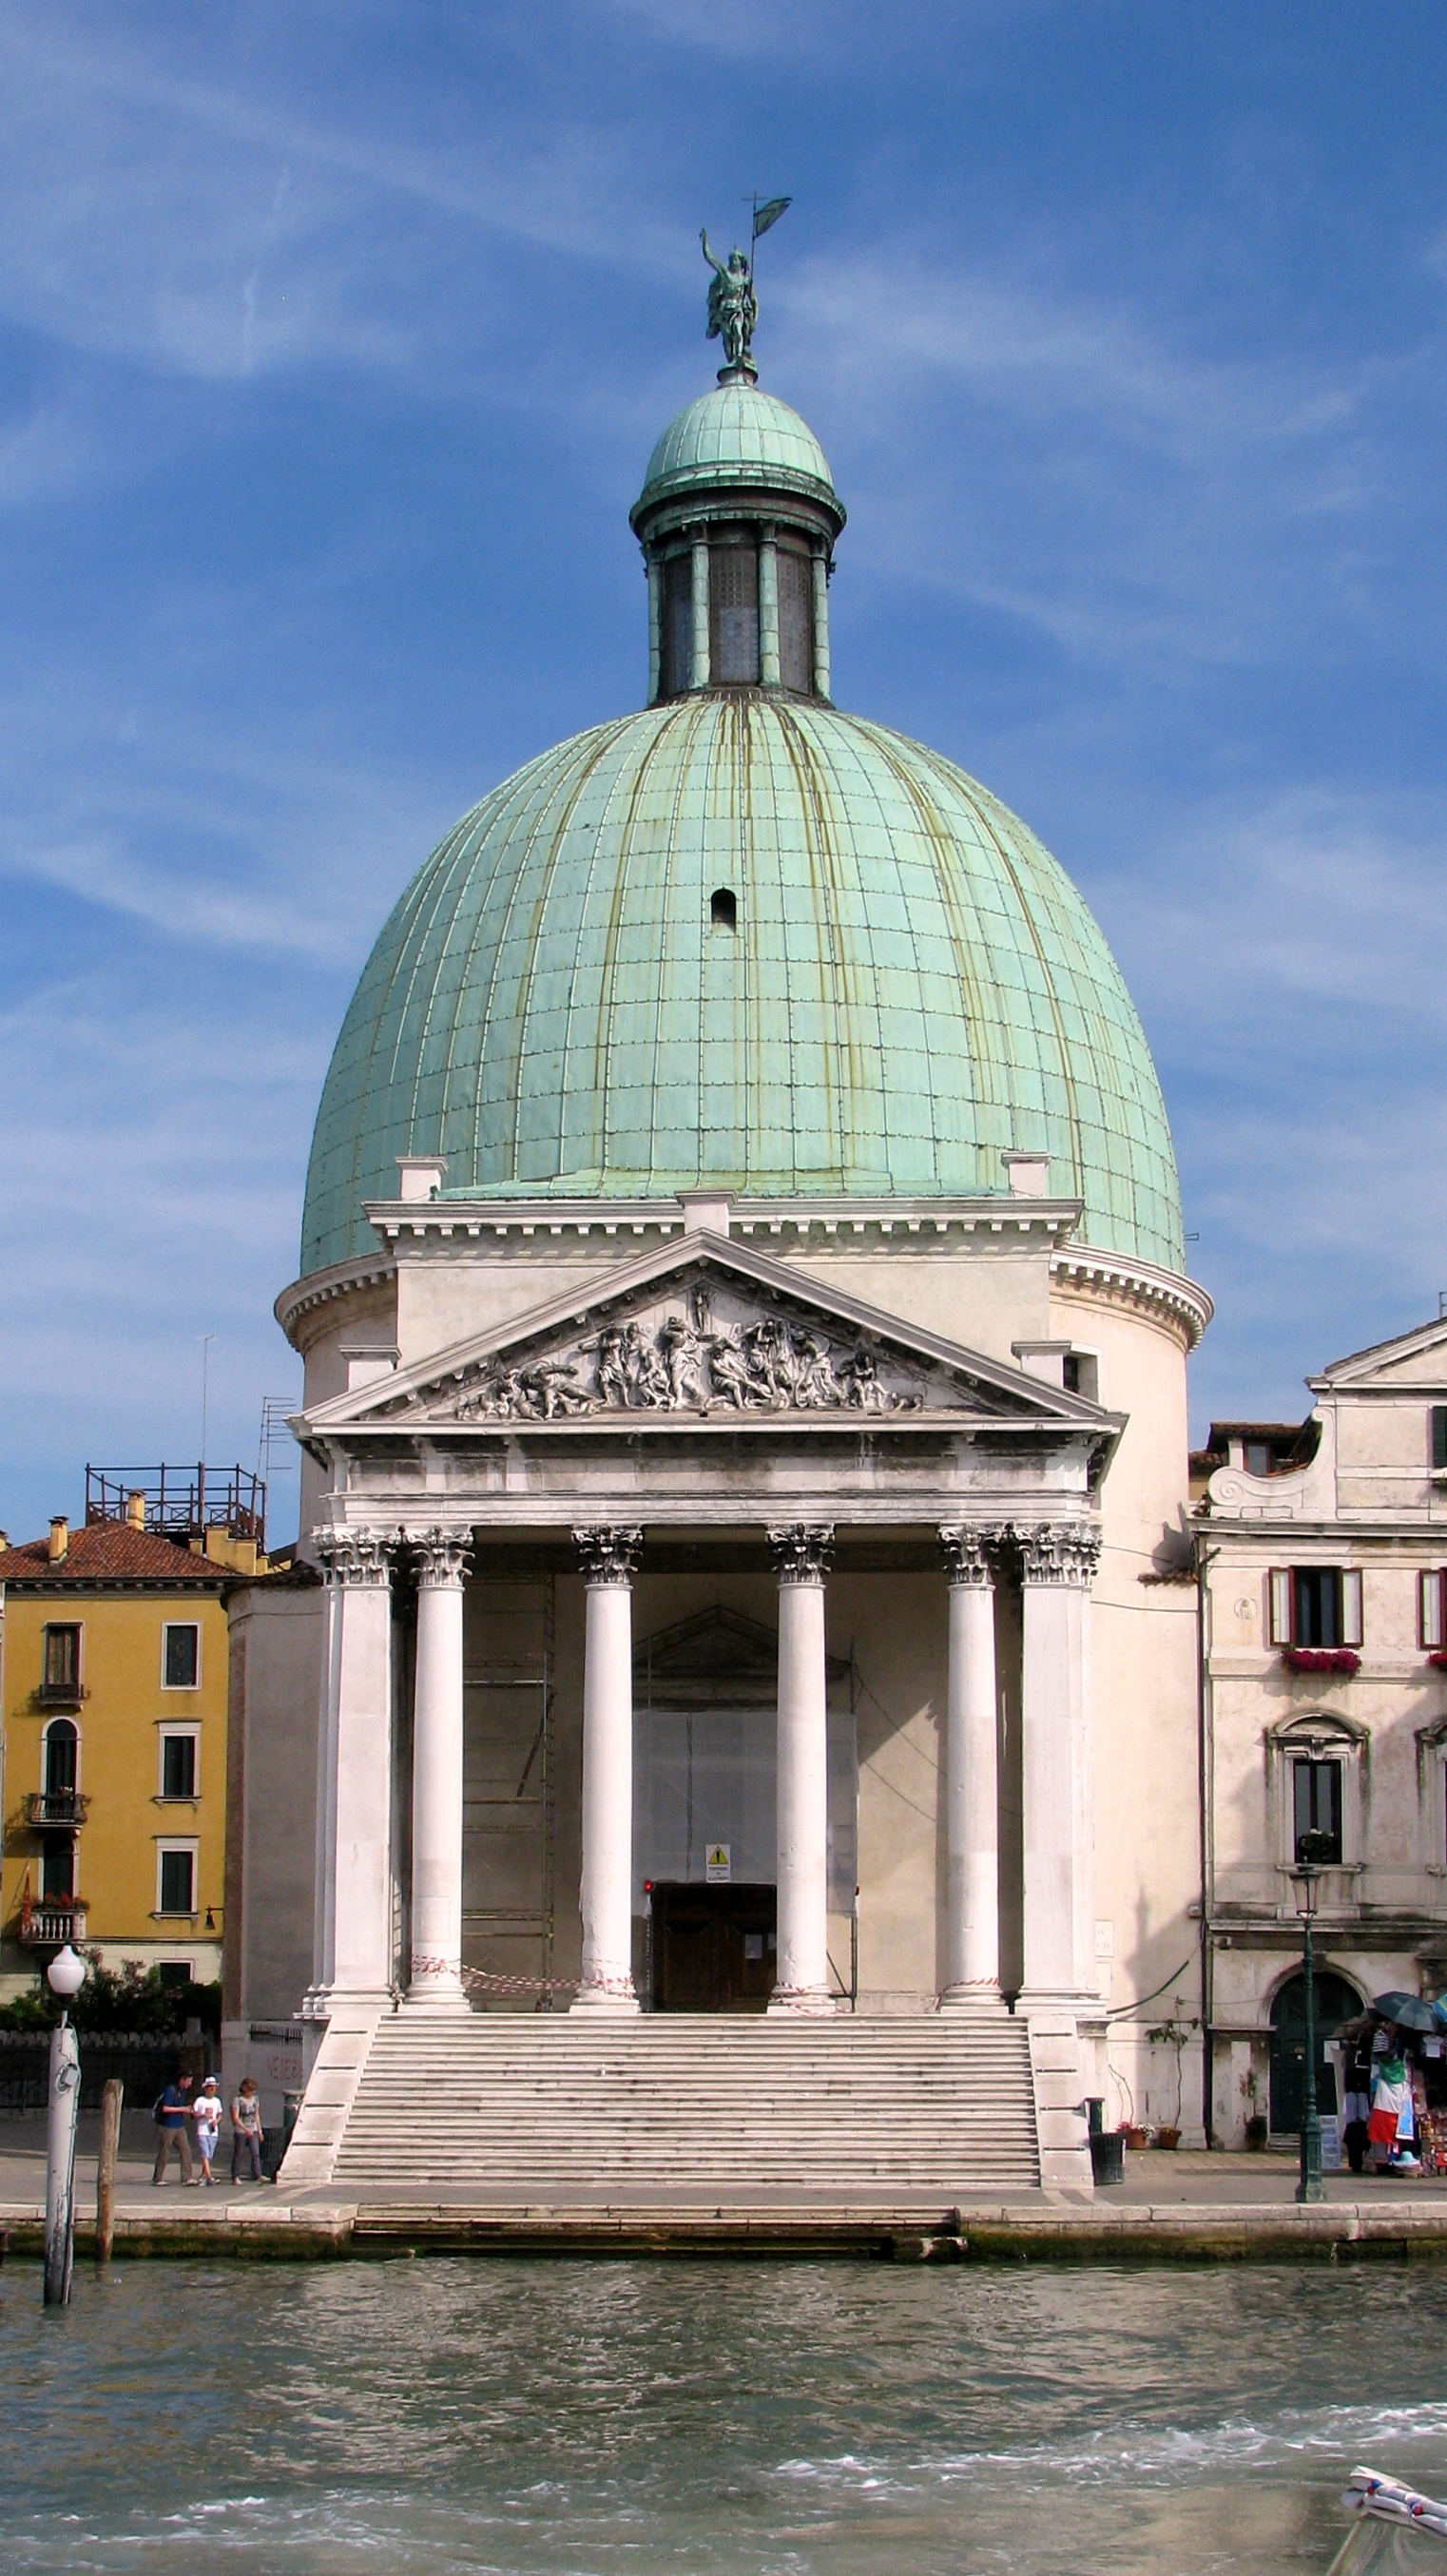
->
xmin=777 ymin=544 xmax=813 ymax=691
xmin=1433 ymin=1407 xmax=1447 ymax=1471
xmin=709 ymin=540 xmax=759 ymax=682
xmin=1421 ymin=1569 xmax=1447 ymax=1650
xmin=662 ymin=552 xmax=693 ymax=697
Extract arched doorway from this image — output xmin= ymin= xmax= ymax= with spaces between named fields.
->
xmin=1269 ymin=1970 xmax=1360 ymax=2134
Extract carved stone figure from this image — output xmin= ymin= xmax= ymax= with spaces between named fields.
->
xmin=659 ymin=1314 xmax=704 ymax=1407
xmin=521 ymin=1358 xmax=591 ymax=1419
xmin=704 ymin=1326 xmax=755 ymax=1410
xmin=593 ymin=1324 xmax=632 ymax=1410
xmin=701 ymin=232 xmax=758 ymax=373
xmin=796 ymin=1333 xmax=844 ymax=1409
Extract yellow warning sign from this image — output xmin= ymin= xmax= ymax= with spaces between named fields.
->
xmin=705 ymin=1843 xmax=732 ymax=1883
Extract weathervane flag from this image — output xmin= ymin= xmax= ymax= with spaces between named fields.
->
xmin=752 ymin=195 xmax=792 ymax=240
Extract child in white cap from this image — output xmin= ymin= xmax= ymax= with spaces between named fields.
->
xmin=192 ymin=2075 xmax=222 ymax=2185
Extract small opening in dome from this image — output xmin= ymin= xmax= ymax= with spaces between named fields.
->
xmin=710 ymin=887 xmax=738 ymax=931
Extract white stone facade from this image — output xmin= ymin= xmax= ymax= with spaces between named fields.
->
xmin=224 ymin=1175 xmax=1211 ymax=2190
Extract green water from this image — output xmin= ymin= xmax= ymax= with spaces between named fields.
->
xmin=2 ymin=2259 xmax=1442 ymax=2572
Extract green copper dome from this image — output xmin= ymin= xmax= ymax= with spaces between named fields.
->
xmin=633 ymin=382 xmax=842 ymax=526
xmin=300 ymin=694 xmax=1184 ymax=1278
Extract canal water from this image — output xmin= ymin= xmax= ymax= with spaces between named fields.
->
xmin=3 ymin=2259 xmax=1444 ymax=2572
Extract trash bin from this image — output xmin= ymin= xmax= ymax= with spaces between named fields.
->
xmin=1086 ymin=2095 xmax=1125 ymax=2186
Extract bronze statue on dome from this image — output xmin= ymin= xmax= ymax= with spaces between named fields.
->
xmin=701 ymin=198 xmax=791 ymax=379
xmin=701 ymin=233 xmax=758 ymax=375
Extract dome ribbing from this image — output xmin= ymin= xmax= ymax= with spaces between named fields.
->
xmin=300 ymin=695 xmax=1184 ymax=1278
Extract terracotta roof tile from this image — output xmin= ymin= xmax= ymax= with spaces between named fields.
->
xmin=0 ymin=1523 xmax=226 ymax=1584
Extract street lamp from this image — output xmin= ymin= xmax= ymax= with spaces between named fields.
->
xmin=43 ymin=1943 xmax=87 ymax=2305
xmin=1289 ymin=1826 xmax=1335 ymax=2206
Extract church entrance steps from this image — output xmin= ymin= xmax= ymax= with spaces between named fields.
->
xmin=326 ymin=2009 xmax=1041 ymax=2196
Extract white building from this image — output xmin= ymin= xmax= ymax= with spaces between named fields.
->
xmin=1197 ymin=1315 xmax=1447 ymax=2144
xmin=225 ymin=301 xmax=1213 ymax=2195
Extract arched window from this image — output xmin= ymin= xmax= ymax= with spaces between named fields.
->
xmin=43 ymin=1720 xmax=77 ymax=1798
xmin=1266 ymin=1710 xmax=1366 ymax=1875
xmin=710 ymin=887 xmax=737 ymax=931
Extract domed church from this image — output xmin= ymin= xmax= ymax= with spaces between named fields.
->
xmin=228 ymin=245 xmax=1210 ymax=2201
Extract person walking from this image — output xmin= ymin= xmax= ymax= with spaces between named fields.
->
xmin=152 ymin=2072 xmax=196 ymax=2186
xmin=192 ymin=2075 xmax=222 ymax=2185
xmin=230 ymin=2076 xmax=265 ymax=2182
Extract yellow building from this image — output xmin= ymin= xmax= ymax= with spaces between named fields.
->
xmin=0 ymin=1477 xmax=267 ymax=1998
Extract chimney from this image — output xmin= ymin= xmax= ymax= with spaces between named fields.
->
xmin=48 ymin=1516 xmax=68 ymax=1563
xmin=125 ymin=1490 xmax=146 ymax=1530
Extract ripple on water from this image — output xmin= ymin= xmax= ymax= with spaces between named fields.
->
xmin=0 ymin=2259 xmax=1439 ymax=2574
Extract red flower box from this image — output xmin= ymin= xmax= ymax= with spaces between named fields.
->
xmin=1282 ymin=1646 xmax=1360 ymax=1676
xmin=1429 ymin=1652 xmax=1447 ymax=1671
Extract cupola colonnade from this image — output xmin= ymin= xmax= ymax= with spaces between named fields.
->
xmin=308 ymin=1513 xmax=1104 ymax=2023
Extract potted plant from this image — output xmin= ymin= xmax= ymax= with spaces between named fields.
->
xmin=1119 ymin=2122 xmax=1149 ymax=2150
xmin=1146 ymin=1999 xmax=1198 ymax=2149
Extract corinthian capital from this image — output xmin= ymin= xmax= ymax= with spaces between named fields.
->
xmin=315 ymin=1528 xmax=395 ymax=1589
xmin=572 ymin=1525 xmax=643 ymax=1586
xmin=408 ymin=1527 xmax=473 ymax=1587
xmin=937 ymin=1524 xmax=1006 ymax=1588
xmin=1013 ymin=1521 xmax=1103 ymax=1588
xmin=766 ymin=1523 xmax=835 ymax=1586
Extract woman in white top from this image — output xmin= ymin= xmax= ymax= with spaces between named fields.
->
xmin=192 ymin=2076 xmax=222 ymax=2185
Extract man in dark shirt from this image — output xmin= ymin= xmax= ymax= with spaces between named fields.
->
xmin=151 ymin=2073 xmax=195 ymax=2185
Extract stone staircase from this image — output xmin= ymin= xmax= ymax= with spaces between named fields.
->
xmin=328 ymin=2009 xmax=1041 ymax=2200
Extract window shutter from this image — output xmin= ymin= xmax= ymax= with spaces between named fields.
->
xmin=1341 ymin=1568 xmax=1363 ymax=1647
xmin=1423 ymin=1570 xmax=1445 ymax=1651
xmin=1268 ymin=1568 xmax=1293 ymax=1645
xmin=1433 ymin=1407 xmax=1447 ymax=1471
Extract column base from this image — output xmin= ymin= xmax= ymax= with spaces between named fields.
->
xmin=404 ymin=1972 xmax=473 ymax=2013
xmin=569 ymin=1982 xmax=641 ymax=2016
xmin=938 ymin=1982 xmax=1007 ymax=2015
xmin=766 ymin=1985 xmax=836 ymax=2016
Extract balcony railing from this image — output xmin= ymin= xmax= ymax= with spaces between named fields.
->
xmin=33 ymin=1681 xmax=85 ymax=1710
xmin=18 ymin=1897 xmax=87 ymax=1949
xmin=26 ymin=1791 xmax=88 ymax=1827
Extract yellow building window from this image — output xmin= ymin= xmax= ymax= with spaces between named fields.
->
xmin=162 ymin=1623 xmax=200 ymax=1689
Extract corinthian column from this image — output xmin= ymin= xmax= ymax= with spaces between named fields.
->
xmin=406 ymin=1528 xmax=472 ymax=2010
xmin=313 ymin=1530 xmax=396 ymax=2005
xmin=571 ymin=1526 xmax=643 ymax=2013
xmin=1016 ymin=1521 xmax=1102 ymax=2004
xmin=938 ymin=1525 xmax=1005 ymax=2009
xmin=767 ymin=1523 xmax=835 ymax=2014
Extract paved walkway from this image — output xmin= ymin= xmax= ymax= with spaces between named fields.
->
xmin=3 ymin=2118 xmax=1447 ymax=2242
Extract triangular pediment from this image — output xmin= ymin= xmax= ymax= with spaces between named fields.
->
xmin=303 ymin=1230 xmax=1115 ymax=1437
xmin=1316 ymin=1315 xmax=1447 ymax=1392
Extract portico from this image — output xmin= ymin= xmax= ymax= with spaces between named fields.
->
xmin=276 ymin=1213 xmax=1124 ymax=2184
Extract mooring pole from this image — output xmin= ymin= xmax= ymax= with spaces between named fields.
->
xmin=43 ymin=2016 xmax=81 ymax=2305
xmin=95 ymin=2077 xmax=123 ymax=2266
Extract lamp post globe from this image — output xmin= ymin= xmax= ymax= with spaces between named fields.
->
xmin=46 ymin=1945 xmax=87 ymax=2002
xmin=1289 ymin=1827 xmax=1335 ymax=2206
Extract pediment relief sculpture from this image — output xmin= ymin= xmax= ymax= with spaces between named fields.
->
xmin=418 ymin=1278 xmax=979 ymax=1427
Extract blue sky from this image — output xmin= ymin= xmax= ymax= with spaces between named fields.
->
xmin=3 ymin=0 xmax=1446 ymax=1547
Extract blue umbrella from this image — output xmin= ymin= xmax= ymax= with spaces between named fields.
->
xmin=1372 ymin=1990 xmax=1438 ymax=2033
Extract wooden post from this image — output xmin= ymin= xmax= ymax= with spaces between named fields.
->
xmin=95 ymin=2078 xmax=123 ymax=2265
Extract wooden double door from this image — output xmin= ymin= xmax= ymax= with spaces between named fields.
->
xmin=650 ymin=1883 xmax=777 ymax=2012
